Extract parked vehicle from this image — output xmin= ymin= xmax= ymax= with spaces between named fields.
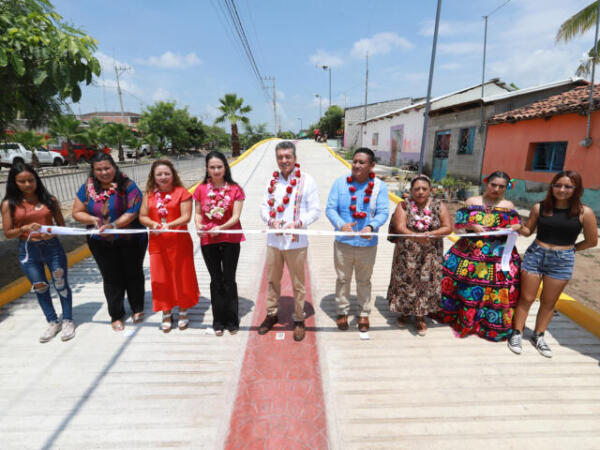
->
xmin=0 ymin=142 xmax=33 ymax=167
xmin=34 ymin=146 xmax=65 ymax=166
xmin=49 ymin=143 xmax=111 ymax=163
xmin=125 ymin=144 xmax=152 ymax=158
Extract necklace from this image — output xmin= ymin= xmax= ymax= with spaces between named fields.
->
xmin=203 ymin=182 xmax=231 ymax=221
xmin=346 ymin=172 xmax=375 ymax=219
xmin=154 ymin=188 xmax=172 ymax=219
xmin=410 ymin=199 xmax=433 ymax=231
xmin=267 ymin=163 xmax=301 ymax=218
xmin=88 ymin=178 xmax=117 ymax=202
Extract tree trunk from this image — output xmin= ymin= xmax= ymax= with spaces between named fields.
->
xmin=231 ymin=123 xmax=240 ymax=157
xmin=32 ymin=151 xmax=41 ymax=168
xmin=67 ymin=139 xmax=76 ymax=165
xmin=118 ymin=142 xmax=124 ymax=162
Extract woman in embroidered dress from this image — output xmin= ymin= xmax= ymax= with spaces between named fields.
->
xmin=387 ymin=175 xmax=451 ymax=336
xmin=72 ymin=153 xmax=147 ymax=332
xmin=435 ymin=171 xmax=522 ymax=341
xmin=194 ymin=151 xmax=245 ymax=336
xmin=139 ymin=160 xmax=199 ymax=332
xmin=2 ymin=163 xmax=75 ymax=343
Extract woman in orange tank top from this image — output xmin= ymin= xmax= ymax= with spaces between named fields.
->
xmin=1 ymin=163 xmax=75 ymax=343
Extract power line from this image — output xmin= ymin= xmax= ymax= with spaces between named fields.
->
xmin=486 ymin=0 xmax=511 ymax=17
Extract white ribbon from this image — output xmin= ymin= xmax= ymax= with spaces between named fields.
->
xmin=36 ymin=225 xmax=518 ymax=271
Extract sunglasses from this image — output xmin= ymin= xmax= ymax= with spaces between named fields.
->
xmin=551 ymin=183 xmax=575 ymax=190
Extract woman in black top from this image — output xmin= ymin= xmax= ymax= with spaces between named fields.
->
xmin=509 ymin=171 xmax=597 ymax=357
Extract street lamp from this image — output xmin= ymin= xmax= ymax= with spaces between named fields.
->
xmin=315 ymin=94 xmax=322 ymax=120
xmin=319 ymin=65 xmax=332 ymax=108
xmin=297 ymin=117 xmax=303 ymax=133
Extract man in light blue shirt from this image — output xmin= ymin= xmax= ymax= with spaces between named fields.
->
xmin=326 ymin=148 xmax=389 ymax=332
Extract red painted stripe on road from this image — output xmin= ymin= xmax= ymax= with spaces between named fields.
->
xmin=225 ymin=260 xmax=328 ymax=449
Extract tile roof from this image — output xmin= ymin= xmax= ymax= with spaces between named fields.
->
xmin=488 ymin=83 xmax=600 ymax=124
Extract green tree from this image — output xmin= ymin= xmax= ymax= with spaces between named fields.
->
xmin=316 ymin=105 xmax=344 ymax=139
xmin=186 ymin=116 xmax=206 ymax=151
xmin=556 ymin=1 xmax=600 ymax=76
xmin=214 ymin=93 xmax=252 ymax=157
xmin=104 ymin=123 xmax=134 ymax=162
xmin=203 ymin=125 xmax=230 ymax=151
xmin=13 ymin=130 xmax=45 ymax=167
xmin=48 ymin=114 xmax=86 ymax=164
xmin=0 ymin=0 xmax=101 ymax=133
xmin=82 ymin=117 xmax=110 ymax=149
xmin=277 ymin=130 xmax=295 ymax=139
xmin=138 ymin=101 xmax=192 ymax=153
xmin=242 ymin=122 xmax=269 ymax=149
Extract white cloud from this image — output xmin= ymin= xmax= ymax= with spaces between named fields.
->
xmin=438 ymin=42 xmax=482 ymax=55
xmin=94 ymin=51 xmax=134 ymax=73
xmin=440 ymin=62 xmax=461 ymax=71
xmin=152 ymin=87 xmax=174 ymax=102
xmin=351 ymin=32 xmax=413 ymax=58
xmin=138 ymin=51 xmax=202 ymax=69
xmin=309 ymin=49 xmax=345 ymax=68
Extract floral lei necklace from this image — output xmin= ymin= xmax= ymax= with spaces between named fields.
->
xmin=267 ymin=163 xmax=301 ymax=218
xmin=203 ymin=182 xmax=231 ymax=221
xmin=153 ymin=188 xmax=172 ymax=220
xmin=87 ymin=178 xmax=117 ymax=202
xmin=409 ymin=199 xmax=433 ymax=231
xmin=346 ymin=172 xmax=375 ymax=219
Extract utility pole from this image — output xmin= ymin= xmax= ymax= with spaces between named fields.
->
xmin=418 ymin=0 xmax=442 ymax=175
xmin=315 ymin=94 xmax=322 ymax=120
xmin=114 ymin=65 xmax=129 ymax=125
xmin=263 ymin=76 xmax=278 ymax=135
xmin=582 ymin=1 xmax=600 ymax=147
xmin=480 ymin=15 xmax=488 ymax=131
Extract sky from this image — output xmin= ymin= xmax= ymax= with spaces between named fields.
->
xmin=53 ymin=0 xmax=595 ymax=133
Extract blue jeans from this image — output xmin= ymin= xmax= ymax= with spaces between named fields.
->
xmin=18 ymin=238 xmax=72 ymax=323
xmin=521 ymin=241 xmax=575 ymax=281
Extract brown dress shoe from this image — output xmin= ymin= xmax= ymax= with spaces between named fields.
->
xmin=258 ymin=315 xmax=278 ymax=335
xmin=358 ymin=316 xmax=370 ymax=332
xmin=293 ymin=321 xmax=306 ymax=341
xmin=336 ymin=314 xmax=349 ymax=330
xmin=415 ymin=316 xmax=427 ymax=336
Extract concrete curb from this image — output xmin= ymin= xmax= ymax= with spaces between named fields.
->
xmin=0 ymin=137 xmax=278 ymax=309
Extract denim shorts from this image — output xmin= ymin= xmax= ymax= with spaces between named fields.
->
xmin=521 ymin=241 xmax=575 ymax=281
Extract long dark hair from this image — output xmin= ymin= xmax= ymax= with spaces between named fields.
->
xmin=89 ymin=153 xmax=129 ymax=193
xmin=542 ymin=170 xmax=583 ymax=217
xmin=2 ymin=162 xmax=58 ymax=216
xmin=202 ymin=151 xmax=237 ymax=185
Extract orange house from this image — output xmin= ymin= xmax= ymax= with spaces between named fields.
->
xmin=483 ymin=85 xmax=600 ymax=215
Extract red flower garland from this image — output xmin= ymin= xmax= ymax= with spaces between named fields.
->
xmin=267 ymin=163 xmax=301 ymax=218
xmin=347 ymin=172 xmax=375 ymax=219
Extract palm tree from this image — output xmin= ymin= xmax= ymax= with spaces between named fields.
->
xmin=215 ymin=93 xmax=252 ymax=157
xmin=48 ymin=115 xmax=86 ymax=165
xmin=104 ymin=123 xmax=134 ymax=162
xmin=556 ymin=1 xmax=600 ymax=76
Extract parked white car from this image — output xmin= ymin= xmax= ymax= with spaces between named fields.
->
xmin=126 ymin=144 xmax=152 ymax=158
xmin=0 ymin=143 xmax=65 ymax=168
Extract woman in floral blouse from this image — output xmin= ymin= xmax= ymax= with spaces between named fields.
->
xmin=387 ymin=175 xmax=451 ymax=335
xmin=434 ymin=171 xmax=522 ymax=341
xmin=139 ymin=159 xmax=199 ymax=332
xmin=194 ymin=151 xmax=245 ymax=336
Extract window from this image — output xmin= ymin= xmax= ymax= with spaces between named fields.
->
xmin=372 ymin=132 xmax=379 ymax=146
xmin=457 ymin=127 xmax=475 ymax=154
xmin=531 ymin=142 xmax=567 ymax=172
xmin=434 ymin=130 xmax=451 ymax=158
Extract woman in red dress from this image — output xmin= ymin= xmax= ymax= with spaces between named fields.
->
xmin=139 ymin=160 xmax=199 ymax=332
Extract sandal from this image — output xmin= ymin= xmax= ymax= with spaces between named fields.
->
xmin=215 ymin=329 xmax=224 ymax=336
xmin=161 ymin=312 xmax=172 ymax=333
xmin=133 ymin=312 xmax=145 ymax=324
xmin=178 ymin=311 xmax=190 ymax=331
xmin=415 ymin=316 xmax=427 ymax=336
xmin=111 ymin=320 xmax=124 ymax=332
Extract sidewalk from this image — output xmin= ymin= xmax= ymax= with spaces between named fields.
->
xmin=0 ymin=139 xmax=598 ymax=449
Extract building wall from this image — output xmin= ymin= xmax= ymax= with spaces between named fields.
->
xmin=344 ymin=98 xmax=412 ymax=150
xmin=361 ymin=108 xmax=423 ymax=165
xmin=483 ymin=113 xmax=600 ymax=216
xmin=78 ymin=113 xmax=140 ymax=126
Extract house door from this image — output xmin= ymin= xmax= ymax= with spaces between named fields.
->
xmin=390 ymin=126 xmax=403 ymax=166
xmin=432 ymin=130 xmax=450 ymax=181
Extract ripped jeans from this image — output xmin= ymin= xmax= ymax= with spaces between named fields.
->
xmin=18 ymin=238 xmax=72 ymax=323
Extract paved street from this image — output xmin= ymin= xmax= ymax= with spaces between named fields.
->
xmin=0 ymin=139 xmax=599 ymax=449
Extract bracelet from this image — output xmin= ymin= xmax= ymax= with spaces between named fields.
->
xmin=111 ymin=222 xmax=117 ymax=229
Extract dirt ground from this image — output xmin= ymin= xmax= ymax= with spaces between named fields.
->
xmin=1 ymin=188 xmax=598 ymax=315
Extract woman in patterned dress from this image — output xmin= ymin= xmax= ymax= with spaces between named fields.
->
xmin=435 ymin=171 xmax=522 ymax=341
xmin=387 ymin=175 xmax=451 ymax=335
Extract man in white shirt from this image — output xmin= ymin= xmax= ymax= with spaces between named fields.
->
xmin=259 ymin=141 xmax=320 ymax=341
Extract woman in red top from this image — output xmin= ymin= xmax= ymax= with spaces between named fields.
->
xmin=1 ymin=163 xmax=75 ymax=343
xmin=194 ymin=151 xmax=245 ymax=336
xmin=139 ymin=160 xmax=199 ymax=332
